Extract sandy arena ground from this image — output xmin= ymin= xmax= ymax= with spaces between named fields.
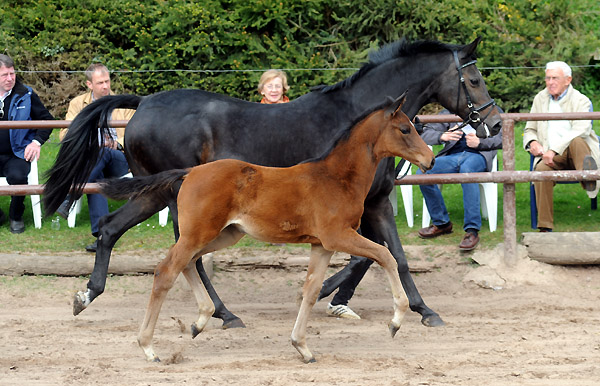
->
xmin=1 ymin=244 xmax=600 ymax=385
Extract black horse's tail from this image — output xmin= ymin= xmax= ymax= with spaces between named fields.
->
xmin=43 ymin=94 xmax=143 ymax=216
xmin=99 ymin=169 xmax=189 ymax=201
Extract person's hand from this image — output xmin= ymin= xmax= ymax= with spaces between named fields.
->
xmin=24 ymin=141 xmax=41 ymax=162
xmin=465 ymin=133 xmax=480 ymax=148
xmin=440 ymin=126 xmax=462 ymax=142
xmin=542 ymin=149 xmax=556 ymax=166
xmin=528 ymin=140 xmax=544 ymax=157
xmin=104 ymin=137 xmax=118 ymax=150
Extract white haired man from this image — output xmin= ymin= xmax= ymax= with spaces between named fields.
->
xmin=523 ymin=61 xmax=599 ymax=232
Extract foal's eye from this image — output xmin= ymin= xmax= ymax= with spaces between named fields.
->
xmin=398 ymin=125 xmax=411 ymax=134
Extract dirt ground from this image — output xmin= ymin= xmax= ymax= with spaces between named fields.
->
xmin=1 ymin=244 xmax=600 ymax=386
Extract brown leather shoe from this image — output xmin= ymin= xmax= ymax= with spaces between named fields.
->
xmin=582 ymin=155 xmax=597 ymax=191
xmin=418 ymin=222 xmax=453 ymax=239
xmin=459 ymin=232 xmax=480 ymax=251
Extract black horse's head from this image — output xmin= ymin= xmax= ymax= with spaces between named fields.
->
xmin=434 ymin=37 xmax=502 ymax=138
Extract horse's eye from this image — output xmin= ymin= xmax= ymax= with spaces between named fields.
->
xmin=469 ymin=78 xmax=480 ymax=87
xmin=399 ymin=125 xmax=411 ymax=134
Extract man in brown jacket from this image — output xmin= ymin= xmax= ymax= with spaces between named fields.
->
xmin=57 ymin=63 xmax=134 ymax=251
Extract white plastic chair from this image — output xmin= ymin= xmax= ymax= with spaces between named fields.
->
xmin=66 ymin=172 xmax=169 ymax=228
xmin=421 ymin=154 xmax=498 ymax=232
xmin=391 ymin=160 xmax=414 ymax=227
xmin=0 ymin=158 xmax=42 ymax=229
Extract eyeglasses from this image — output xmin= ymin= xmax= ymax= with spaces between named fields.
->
xmin=265 ymin=84 xmax=283 ymax=90
xmin=545 ymin=76 xmax=566 ymax=82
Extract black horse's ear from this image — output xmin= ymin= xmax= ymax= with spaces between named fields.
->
xmin=464 ymin=36 xmax=482 ymax=57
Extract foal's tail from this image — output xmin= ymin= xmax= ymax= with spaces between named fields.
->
xmin=43 ymin=94 xmax=143 ymax=216
xmin=99 ymin=169 xmax=190 ymax=202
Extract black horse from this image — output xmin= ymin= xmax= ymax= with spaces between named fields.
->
xmin=44 ymin=38 xmax=501 ymax=329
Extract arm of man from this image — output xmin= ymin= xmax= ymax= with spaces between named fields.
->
xmin=24 ymin=91 xmax=54 ymax=161
xmin=523 ymin=92 xmax=543 ymax=153
xmin=421 ymin=121 xmax=451 ymax=146
xmin=469 ymin=127 xmax=503 ymax=151
xmin=549 ymin=97 xmax=593 ymax=156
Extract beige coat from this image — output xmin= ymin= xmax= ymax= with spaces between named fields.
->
xmin=523 ymin=85 xmax=599 ymax=197
xmin=61 ymin=91 xmax=135 ymax=147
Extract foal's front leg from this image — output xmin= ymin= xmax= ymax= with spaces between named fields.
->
xmin=291 ymin=244 xmax=334 ymax=363
xmin=324 ymin=230 xmax=409 ymax=337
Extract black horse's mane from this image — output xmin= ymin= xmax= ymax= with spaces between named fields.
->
xmin=301 ymin=97 xmax=396 ymax=164
xmin=313 ymin=39 xmax=465 ymax=94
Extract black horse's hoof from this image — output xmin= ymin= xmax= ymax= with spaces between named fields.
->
xmin=421 ymin=313 xmax=445 ymax=327
xmin=73 ymin=292 xmax=87 ymax=316
xmin=222 ymin=318 xmax=246 ymax=330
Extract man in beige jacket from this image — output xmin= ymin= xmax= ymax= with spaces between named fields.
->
xmin=57 ymin=63 xmax=134 ymax=251
xmin=524 ymin=61 xmax=599 ymax=232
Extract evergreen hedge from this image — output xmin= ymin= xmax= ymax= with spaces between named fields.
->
xmin=1 ymin=0 xmax=599 ymax=118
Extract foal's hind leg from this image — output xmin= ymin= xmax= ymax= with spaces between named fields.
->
xmin=138 ymin=240 xmax=197 ymax=362
xmin=182 ymin=260 xmax=215 ymax=339
xmin=291 ymin=244 xmax=334 ymax=363
xmin=169 ymin=200 xmax=245 ymax=329
xmin=185 ymin=226 xmax=246 ymax=337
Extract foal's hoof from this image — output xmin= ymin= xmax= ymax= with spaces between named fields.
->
xmin=222 ymin=317 xmax=246 ymax=330
xmin=191 ymin=323 xmax=203 ymax=339
xmin=421 ymin=313 xmax=445 ymax=327
xmin=388 ymin=322 xmax=401 ymax=338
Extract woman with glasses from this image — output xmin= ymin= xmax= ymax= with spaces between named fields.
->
xmin=257 ymin=69 xmax=290 ymax=104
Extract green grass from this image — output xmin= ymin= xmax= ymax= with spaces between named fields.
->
xmin=1 ymin=122 xmax=599 ymax=253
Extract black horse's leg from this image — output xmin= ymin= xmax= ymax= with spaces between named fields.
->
xmin=320 ymin=192 xmax=444 ymax=327
xmin=364 ymin=195 xmax=444 ymax=326
xmin=168 ymin=201 xmax=245 ymax=329
xmin=318 ymin=227 xmax=374 ymax=302
xmin=74 ymin=196 xmax=163 ymax=315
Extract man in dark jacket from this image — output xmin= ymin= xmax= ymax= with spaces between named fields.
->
xmin=0 ymin=54 xmax=53 ymax=233
xmin=417 ymin=109 xmax=503 ymax=251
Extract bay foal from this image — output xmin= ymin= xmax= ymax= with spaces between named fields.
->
xmin=100 ymin=93 xmax=434 ymax=363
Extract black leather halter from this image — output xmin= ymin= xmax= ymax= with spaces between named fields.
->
xmin=451 ymin=50 xmax=496 ymax=133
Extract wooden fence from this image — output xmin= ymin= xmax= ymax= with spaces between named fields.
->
xmin=2 ymin=112 xmax=600 ymax=264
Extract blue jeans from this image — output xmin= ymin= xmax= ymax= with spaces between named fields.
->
xmin=417 ymin=151 xmax=487 ymax=232
xmin=87 ymin=148 xmax=129 ymax=235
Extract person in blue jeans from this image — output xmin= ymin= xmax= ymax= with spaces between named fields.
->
xmin=56 ymin=63 xmax=134 ymax=252
xmin=417 ymin=109 xmax=503 ymax=251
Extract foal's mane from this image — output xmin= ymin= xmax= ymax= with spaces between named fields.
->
xmin=313 ymin=39 xmax=464 ymax=94
xmin=301 ymin=98 xmax=395 ymax=164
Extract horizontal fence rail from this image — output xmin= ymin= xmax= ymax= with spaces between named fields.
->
xmin=2 ymin=112 xmax=600 ymax=264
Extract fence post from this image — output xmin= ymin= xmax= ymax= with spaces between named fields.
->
xmin=502 ymin=119 xmax=517 ymax=265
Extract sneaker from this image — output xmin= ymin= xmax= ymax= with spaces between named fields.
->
xmin=326 ymin=303 xmax=361 ymax=319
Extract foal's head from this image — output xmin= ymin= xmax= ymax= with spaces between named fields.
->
xmin=380 ymin=92 xmax=434 ymax=173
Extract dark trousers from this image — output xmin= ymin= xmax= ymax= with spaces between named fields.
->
xmin=0 ymin=154 xmax=31 ymax=221
xmin=86 ymin=148 xmax=129 ymax=235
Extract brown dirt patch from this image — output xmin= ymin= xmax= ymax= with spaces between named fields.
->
xmin=1 ymin=245 xmax=600 ymax=385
